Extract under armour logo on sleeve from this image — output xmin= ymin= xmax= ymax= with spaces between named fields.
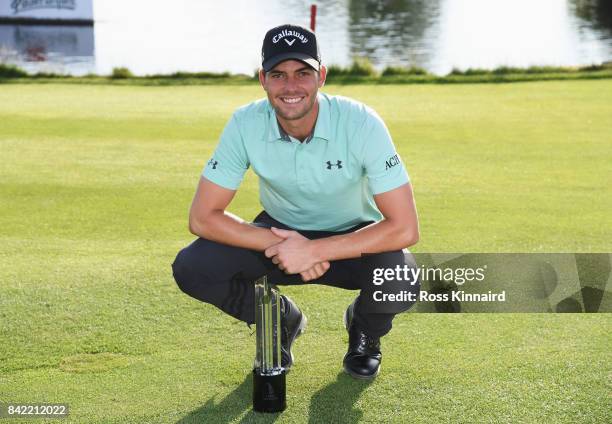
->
xmin=326 ymin=160 xmax=342 ymax=169
xmin=207 ymin=158 xmax=218 ymax=169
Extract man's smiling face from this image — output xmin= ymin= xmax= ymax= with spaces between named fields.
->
xmin=259 ymin=60 xmax=326 ymax=121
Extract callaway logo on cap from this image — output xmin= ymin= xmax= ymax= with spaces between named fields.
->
xmin=261 ymin=24 xmax=321 ymax=72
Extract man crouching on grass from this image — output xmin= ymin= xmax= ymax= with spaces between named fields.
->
xmin=172 ymin=24 xmax=420 ymax=379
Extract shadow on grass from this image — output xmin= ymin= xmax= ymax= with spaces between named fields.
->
xmin=307 ymin=371 xmax=372 ymax=423
xmin=176 ymin=372 xmax=281 ymax=423
xmin=177 ymin=371 xmax=370 ymax=423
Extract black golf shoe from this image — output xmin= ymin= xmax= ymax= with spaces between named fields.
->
xmin=280 ymin=295 xmax=307 ymax=371
xmin=343 ymin=298 xmax=382 ymax=379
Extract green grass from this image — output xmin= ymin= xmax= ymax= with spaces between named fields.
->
xmin=0 ymin=81 xmax=610 ymax=423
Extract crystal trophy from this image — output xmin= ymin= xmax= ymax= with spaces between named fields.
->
xmin=252 ymin=275 xmax=286 ymax=413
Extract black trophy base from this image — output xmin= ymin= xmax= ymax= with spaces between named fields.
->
xmin=252 ymin=369 xmax=286 ymax=413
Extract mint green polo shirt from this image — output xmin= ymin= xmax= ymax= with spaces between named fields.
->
xmin=202 ymin=93 xmax=410 ymax=231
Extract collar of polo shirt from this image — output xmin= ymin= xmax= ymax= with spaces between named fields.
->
xmin=266 ymin=93 xmax=331 ymax=143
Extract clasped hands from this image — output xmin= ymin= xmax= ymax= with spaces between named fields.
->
xmin=264 ymin=227 xmax=330 ymax=282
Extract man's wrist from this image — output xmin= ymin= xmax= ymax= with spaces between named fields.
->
xmin=310 ymin=238 xmax=328 ymax=263
xmin=248 ymin=225 xmax=284 ymax=251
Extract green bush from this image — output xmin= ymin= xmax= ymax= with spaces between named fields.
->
xmin=448 ymin=65 xmax=599 ymax=76
xmin=449 ymin=68 xmax=490 ymax=76
xmin=524 ymin=66 xmax=573 ymax=74
xmin=579 ymin=63 xmax=610 ymax=72
xmin=328 ymin=58 xmax=377 ymax=77
xmin=463 ymin=68 xmax=490 ymax=76
xmin=154 ymin=71 xmax=232 ymax=79
xmin=491 ymin=66 xmax=523 ymax=75
xmin=0 ymin=63 xmax=28 ymax=78
xmin=34 ymin=72 xmax=67 ymax=78
xmin=382 ymin=66 xmax=428 ymax=76
xmin=111 ymin=67 xmax=134 ymax=79
xmin=2 ymin=62 xmax=611 ymax=85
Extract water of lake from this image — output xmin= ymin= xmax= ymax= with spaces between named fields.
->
xmin=1 ymin=0 xmax=611 ymax=76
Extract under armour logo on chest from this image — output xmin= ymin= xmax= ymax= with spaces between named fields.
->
xmin=326 ymin=160 xmax=342 ymax=170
